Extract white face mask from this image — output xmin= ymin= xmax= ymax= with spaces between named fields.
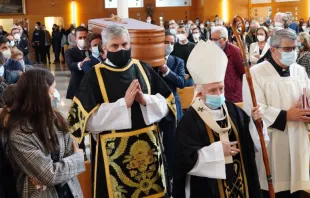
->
xmin=77 ymin=39 xmax=85 ymax=49
xmin=165 ymin=44 xmax=174 ymax=56
xmin=51 ymin=89 xmax=61 ymax=108
xmin=2 ymin=49 xmax=11 ymax=59
xmin=193 ymin=33 xmax=200 ymax=40
xmin=146 ymin=19 xmax=151 ymax=24
xmin=92 ymin=46 xmax=100 ymax=58
xmin=170 ymin=29 xmax=177 ymax=35
xmin=302 ymin=26 xmax=307 ymax=30
xmin=9 ymin=40 xmax=15 ymax=47
xmin=176 ymin=34 xmax=187 ymax=42
xmin=13 ymin=33 xmax=21 ymax=40
xmin=274 ymin=22 xmax=283 ymax=28
xmin=257 ymin=35 xmax=266 ymax=42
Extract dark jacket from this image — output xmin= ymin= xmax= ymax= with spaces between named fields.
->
xmin=15 ymin=36 xmax=29 ymax=56
xmin=289 ymin=22 xmax=299 ymax=34
xmin=82 ymin=55 xmax=103 ymax=73
xmin=171 ymin=41 xmax=196 ymax=74
xmin=0 ymin=30 xmax=7 ymax=37
xmin=52 ymin=31 xmax=62 ymax=52
xmin=65 ymin=46 xmax=86 ymax=99
xmin=32 ymin=29 xmax=45 ymax=47
xmin=0 ymin=126 xmax=18 ymax=198
xmin=156 ymin=55 xmax=186 ymax=120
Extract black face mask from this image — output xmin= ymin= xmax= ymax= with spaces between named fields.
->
xmin=107 ymin=49 xmax=131 ymax=67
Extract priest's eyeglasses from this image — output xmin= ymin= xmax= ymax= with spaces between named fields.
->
xmin=210 ymin=37 xmax=224 ymax=41
xmin=276 ymin=46 xmax=298 ymax=52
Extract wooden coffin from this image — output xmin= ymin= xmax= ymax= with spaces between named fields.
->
xmin=88 ymin=18 xmax=165 ymax=67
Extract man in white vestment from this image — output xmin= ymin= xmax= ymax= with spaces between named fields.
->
xmin=173 ymin=40 xmax=265 ymax=198
xmin=243 ymin=28 xmax=310 ymax=198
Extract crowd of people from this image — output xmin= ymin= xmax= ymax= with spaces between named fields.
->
xmin=0 ymin=11 xmax=309 ymax=198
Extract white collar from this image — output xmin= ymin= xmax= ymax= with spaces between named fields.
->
xmin=77 ymin=45 xmax=86 ymax=51
xmin=165 ymin=55 xmax=170 ymax=60
xmin=104 ymin=59 xmax=117 ymax=67
xmin=203 ymin=100 xmax=226 ymax=121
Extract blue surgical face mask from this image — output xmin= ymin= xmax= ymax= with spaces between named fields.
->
xmin=170 ymin=29 xmax=177 ymax=35
xmin=92 ymin=46 xmax=100 ymax=58
xmin=205 ymin=93 xmax=226 ymax=109
xmin=214 ymin=41 xmax=222 ymax=48
xmin=165 ymin=44 xmax=174 ymax=56
xmin=276 ymin=49 xmax=297 ymax=66
xmin=51 ymin=89 xmax=61 ymax=108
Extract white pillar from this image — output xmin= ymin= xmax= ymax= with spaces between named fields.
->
xmin=117 ymin=0 xmax=129 ymax=18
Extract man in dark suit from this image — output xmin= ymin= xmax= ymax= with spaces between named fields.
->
xmin=156 ymin=30 xmax=186 ymax=177
xmin=32 ymin=22 xmax=46 ymax=64
xmin=11 ymin=26 xmax=30 ymax=64
xmin=65 ymin=26 xmax=89 ymax=100
xmin=82 ymin=32 xmax=105 ymax=73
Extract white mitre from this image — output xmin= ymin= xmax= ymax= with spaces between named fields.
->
xmin=187 ymin=40 xmax=228 ymax=84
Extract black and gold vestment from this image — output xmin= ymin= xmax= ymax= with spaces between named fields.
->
xmin=173 ymin=100 xmax=262 ymax=198
xmin=68 ymin=59 xmax=176 ymax=198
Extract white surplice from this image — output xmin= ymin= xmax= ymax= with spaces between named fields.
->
xmin=185 ymin=99 xmax=231 ymax=198
xmin=242 ymin=61 xmax=310 ymax=193
xmin=85 ymin=58 xmax=169 ymax=136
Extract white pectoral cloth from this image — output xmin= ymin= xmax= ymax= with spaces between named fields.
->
xmin=243 ymin=61 xmax=310 ymax=193
xmin=173 ymin=98 xmax=262 ymax=198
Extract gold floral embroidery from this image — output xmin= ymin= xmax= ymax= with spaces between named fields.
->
xmin=102 ymin=128 xmax=165 ymax=198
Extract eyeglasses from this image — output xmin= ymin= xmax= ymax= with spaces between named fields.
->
xmin=210 ymin=37 xmax=224 ymax=41
xmin=276 ymin=46 xmax=298 ymax=52
xmin=177 ymin=31 xmax=186 ymax=34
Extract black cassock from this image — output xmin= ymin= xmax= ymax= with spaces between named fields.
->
xmin=68 ymin=59 xmax=176 ymax=198
xmin=173 ymin=100 xmax=262 ymax=198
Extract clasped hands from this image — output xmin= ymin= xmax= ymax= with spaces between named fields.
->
xmin=125 ymin=79 xmax=146 ymax=108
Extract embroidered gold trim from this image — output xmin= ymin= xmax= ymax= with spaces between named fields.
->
xmin=94 ymin=134 xmax=99 ymax=198
xmin=166 ymin=93 xmax=176 ymax=117
xmin=206 ymin=126 xmax=225 ymax=198
xmin=229 ymin=117 xmax=249 ymax=197
xmin=143 ymin=192 xmax=165 ymax=198
xmin=100 ymin=125 xmax=160 ymax=198
xmin=95 ymin=65 xmax=109 ymax=103
xmin=134 ymin=59 xmax=151 ymax=95
xmin=71 ymin=97 xmax=100 ymax=144
xmin=96 ymin=59 xmax=134 ymax=72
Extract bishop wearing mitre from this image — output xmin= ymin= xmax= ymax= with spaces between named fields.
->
xmin=173 ymin=40 xmax=265 ymax=198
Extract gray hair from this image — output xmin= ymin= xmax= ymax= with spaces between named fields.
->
xmin=211 ymin=26 xmax=228 ymax=40
xmin=101 ymin=24 xmax=130 ymax=46
xmin=270 ymin=28 xmax=297 ymax=48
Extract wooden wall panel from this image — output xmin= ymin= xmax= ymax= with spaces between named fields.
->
xmin=0 ymin=0 xmax=308 ymax=36
xmin=203 ymin=0 xmax=249 ymax=23
xmin=249 ymin=0 xmax=308 ymax=21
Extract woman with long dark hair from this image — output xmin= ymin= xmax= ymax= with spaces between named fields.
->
xmin=8 ymin=68 xmax=85 ymax=198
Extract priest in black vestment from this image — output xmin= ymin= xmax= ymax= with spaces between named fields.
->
xmin=173 ymin=40 xmax=265 ymax=198
xmin=68 ymin=25 xmax=176 ymax=198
